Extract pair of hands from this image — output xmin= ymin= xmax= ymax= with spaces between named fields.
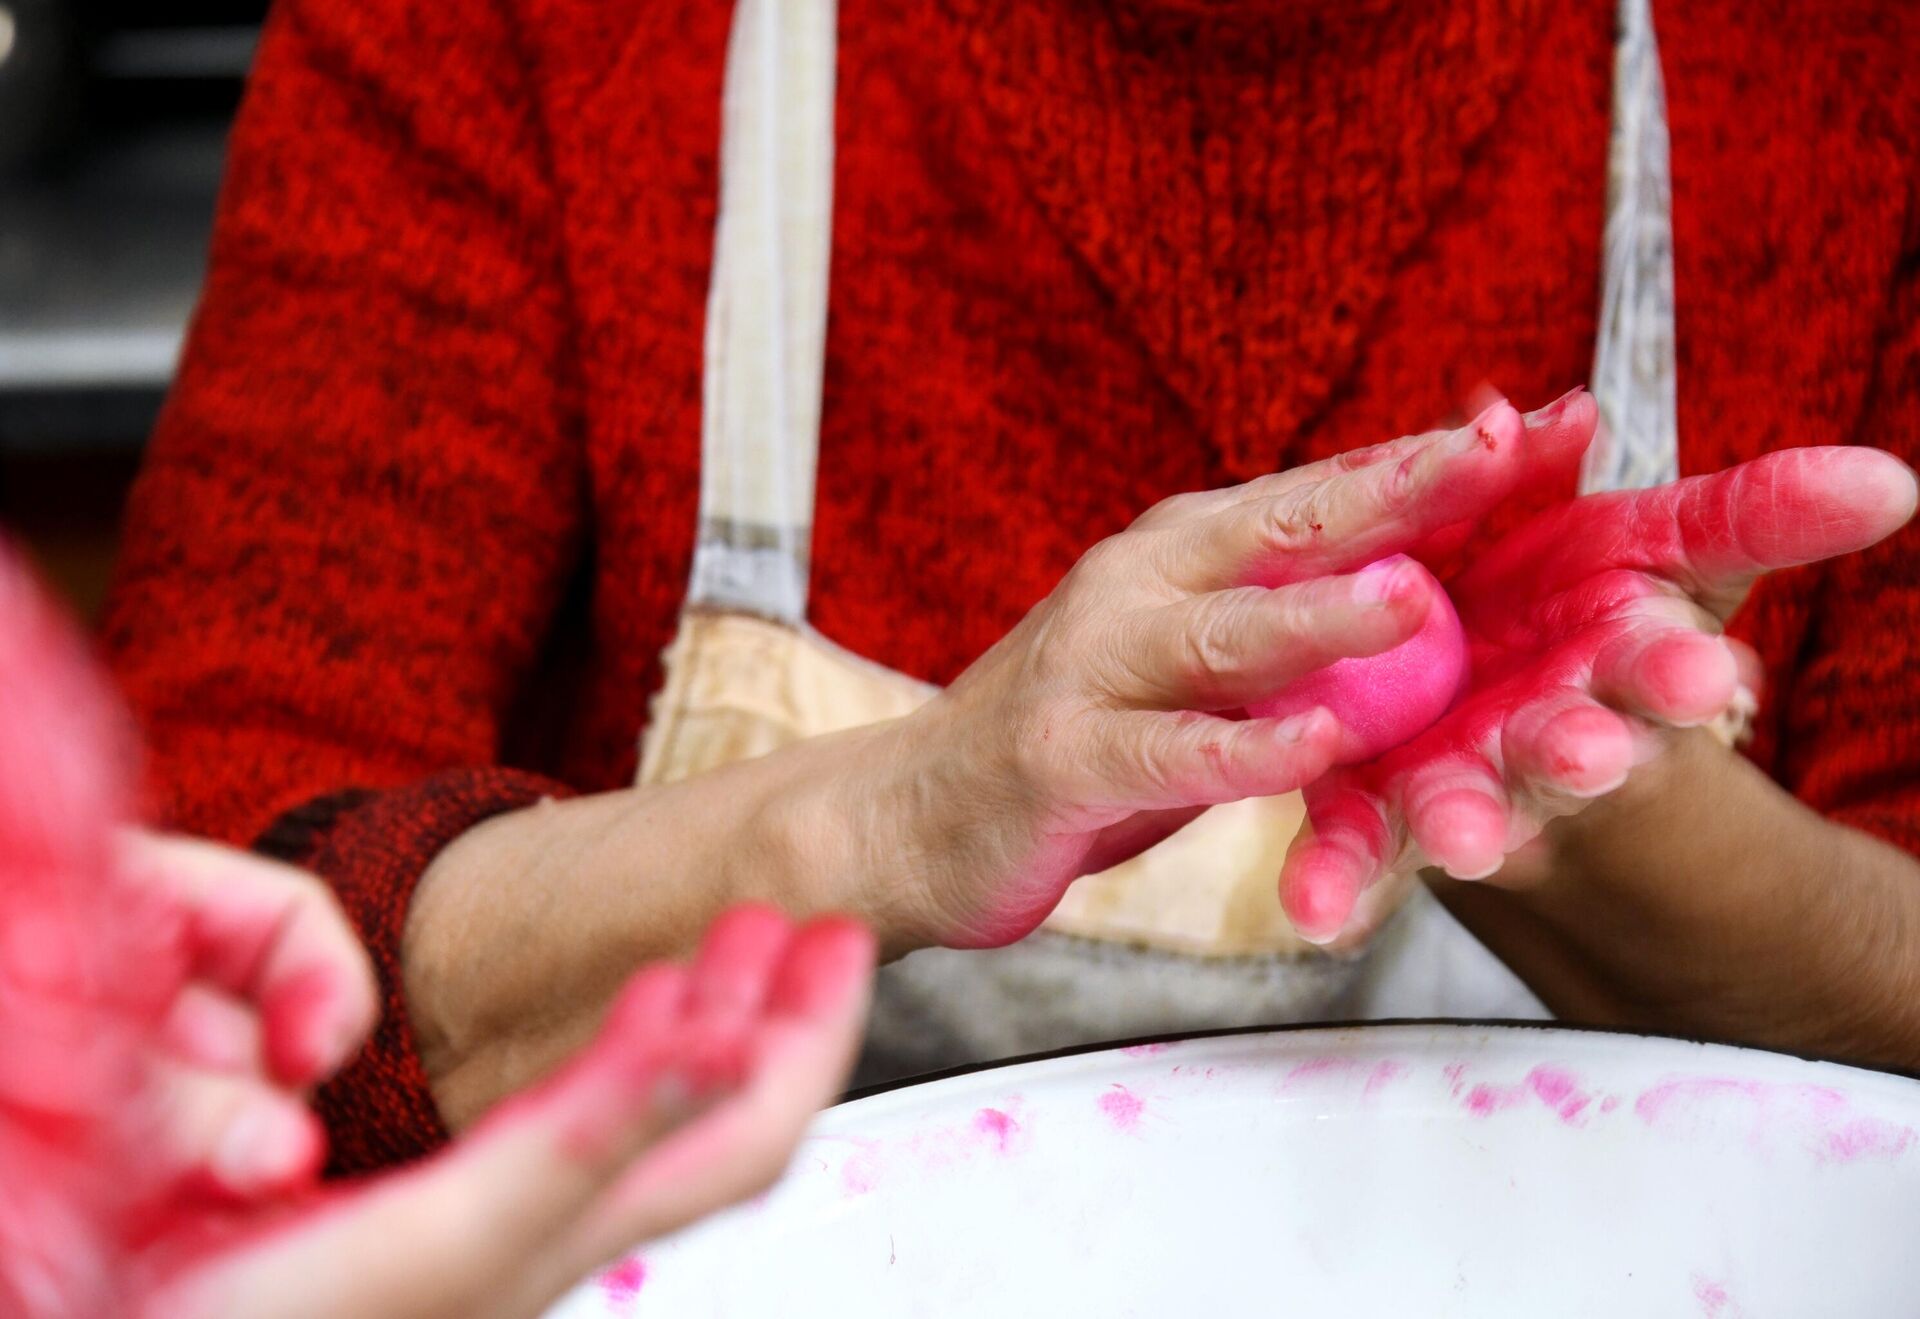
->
xmin=881 ymin=390 xmax=1916 ymax=951
xmin=0 ymin=550 xmax=876 ymax=1319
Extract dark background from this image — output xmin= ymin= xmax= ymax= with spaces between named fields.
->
xmin=0 ymin=0 xmax=262 ymax=619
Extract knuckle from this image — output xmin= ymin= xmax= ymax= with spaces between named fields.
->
xmin=1135 ymin=490 xmax=1202 ymax=528
xmin=1178 ymin=596 xmax=1260 ymax=696
xmin=1258 ymin=488 xmax=1330 ymax=555
xmin=1070 ymin=533 xmax=1130 ymax=585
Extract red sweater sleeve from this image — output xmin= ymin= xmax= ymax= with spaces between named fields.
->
xmin=99 ymin=0 xmax=584 ymax=1168
xmin=1732 ymin=192 xmax=1920 ymax=857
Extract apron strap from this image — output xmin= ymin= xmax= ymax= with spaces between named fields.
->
xmin=686 ymin=0 xmax=1673 ymax=621
xmin=1584 ymin=0 xmax=1680 ymax=494
xmin=688 ymin=0 xmax=840 ymax=623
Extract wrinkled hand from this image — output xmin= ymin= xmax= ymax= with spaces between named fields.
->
xmin=880 ymin=397 xmax=1594 ymax=950
xmin=1280 ymin=402 xmax=1920 ymax=943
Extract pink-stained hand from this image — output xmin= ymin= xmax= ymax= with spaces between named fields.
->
xmin=1279 ymin=397 xmax=1920 ymax=943
xmin=0 ymin=545 xmax=876 ymax=1319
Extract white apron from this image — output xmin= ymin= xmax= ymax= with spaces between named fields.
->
xmin=638 ymin=0 xmax=1682 ymax=1082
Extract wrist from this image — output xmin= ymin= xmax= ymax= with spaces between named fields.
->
xmin=727 ymin=707 xmax=967 ymax=960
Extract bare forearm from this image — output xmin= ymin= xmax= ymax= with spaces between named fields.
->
xmin=402 ymin=717 xmax=933 ymax=1128
xmin=1436 ymin=729 xmax=1920 ymax=1069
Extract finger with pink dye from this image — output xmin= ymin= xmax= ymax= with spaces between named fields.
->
xmin=175 ymin=916 xmax=873 ymax=1319
xmin=681 ymin=902 xmax=795 ymax=1037
xmin=1171 ymin=400 xmax=1588 ymax=591
xmin=1455 ymin=446 xmax=1918 ymax=621
xmin=148 ymin=1060 xmax=327 ymax=1199
xmin=1399 ymin=757 xmax=1513 ymax=881
xmin=1280 ymin=783 xmax=1394 ymax=943
xmin=165 ymin=963 xmax=734 ymax=1319
xmin=1499 ymin=689 xmax=1639 ymax=806
xmin=1588 ymin=621 xmax=1741 ymax=728
xmin=572 ymin=917 xmax=876 ymax=1260
xmin=122 ymin=833 xmax=379 ymax=1087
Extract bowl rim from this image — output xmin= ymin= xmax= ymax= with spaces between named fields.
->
xmin=843 ymin=1016 xmax=1920 ymax=1106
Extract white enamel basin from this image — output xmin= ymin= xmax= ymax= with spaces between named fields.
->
xmin=546 ymin=1024 xmax=1920 ymax=1317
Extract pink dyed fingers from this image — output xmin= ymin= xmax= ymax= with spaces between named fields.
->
xmin=167 ymin=911 xmax=874 ymax=1319
xmin=1163 ymin=402 xmax=1533 ymax=591
xmin=570 ymin=917 xmax=875 ymax=1260
xmin=1456 ymin=446 xmax=1919 ymax=621
xmin=119 ymin=833 xmax=379 ymax=1087
xmin=1280 ymin=683 xmax=1650 ymax=943
xmin=1120 ymin=564 xmax=1434 ymax=710
xmin=1162 ymin=393 xmax=1594 ymax=593
xmin=1587 ymin=620 xmax=1741 ymax=727
xmin=146 ymin=1060 xmax=327 ymax=1199
xmin=1280 ymin=783 xmax=1393 ymax=943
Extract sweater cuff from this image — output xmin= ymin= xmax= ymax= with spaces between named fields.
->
xmin=256 ymin=767 xmax=574 ymax=1174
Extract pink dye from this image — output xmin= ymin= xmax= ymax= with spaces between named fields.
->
xmin=1635 ymin=1077 xmax=1914 ymax=1165
xmin=1691 ymin=1274 xmax=1736 ymax=1317
xmin=1249 ymin=555 xmax=1468 ymax=765
xmin=1097 ymin=1085 xmax=1146 ymax=1133
xmin=972 ymin=1107 xmax=1023 ymax=1154
xmin=1459 ymin=1066 xmax=1593 ymax=1126
xmin=1120 ymin=1043 xmax=1170 ymax=1058
xmin=1282 ymin=434 xmax=1917 ymax=940
xmin=601 ymin=1256 xmax=648 ymax=1305
xmin=1362 ymin=1061 xmax=1406 ymax=1099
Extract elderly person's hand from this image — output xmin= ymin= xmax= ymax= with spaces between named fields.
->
xmin=862 ymin=396 xmax=1595 ymax=950
xmin=1278 ymin=404 xmax=1920 ymax=944
xmin=404 ymin=397 xmax=1603 ymax=1121
xmin=0 ymin=548 xmax=876 ymax=1319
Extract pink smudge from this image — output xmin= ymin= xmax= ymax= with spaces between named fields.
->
xmin=839 ymin=1140 xmax=884 ymax=1195
xmin=972 ymin=1107 xmax=1023 ymax=1154
xmin=1635 ymin=1077 xmax=1913 ymax=1165
xmin=1691 ymin=1274 xmax=1737 ymax=1317
xmin=1279 ymin=1057 xmax=1353 ymax=1092
xmin=1459 ymin=1066 xmax=1594 ymax=1125
xmin=1276 ymin=1057 xmax=1406 ymax=1102
xmin=1121 ymin=1042 xmax=1170 ymax=1058
xmin=601 ymin=1257 xmax=647 ymax=1314
xmin=1442 ymin=1063 xmax=1467 ymax=1096
xmin=1097 ymin=1084 xmax=1146 ymax=1133
xmin=1363 ymin=1061 xmax=1407 ymax=1099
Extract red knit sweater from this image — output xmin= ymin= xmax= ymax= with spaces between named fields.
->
xmin=101 ymin=0 xmax=1920 ymax=1172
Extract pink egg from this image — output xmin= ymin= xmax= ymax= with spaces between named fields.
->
xmin=1247 ymin=555 xmax=1469 ymax=765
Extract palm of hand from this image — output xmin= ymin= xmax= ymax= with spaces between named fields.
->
xmin=1281 ymin=438 xmax=1918 ymax=944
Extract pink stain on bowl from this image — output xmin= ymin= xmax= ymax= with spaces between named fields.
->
xmin=1279 ymin=1057 xmax=1351 ymax=1091
xmin=1691 ymin=1274 xmax=1738 ymax=1317
xmin=1121 ymin=1042 xmax=1171 ymax=1058
xmin=1097 ymin=1084 xmax=1146 ymax=1133
xmin=972 ymin=1106 xmax=1025 ymax=1154
xmin=1276 ymin=1057 xmax=1406 ymax=1102
xmin=1636 ymin=1077 xmax=1914 ymax=1165
xmin=1459 ymin=1066 xmax=1594 ymax=1126
xmin=1363 ymin=1061 xmax=1407 ymax=1099
xmin=600 ymin=1257 xmax=647 ymax=1314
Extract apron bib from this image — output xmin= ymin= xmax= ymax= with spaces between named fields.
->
xmin=640 ymin=0 xmax=1681 ymax=1082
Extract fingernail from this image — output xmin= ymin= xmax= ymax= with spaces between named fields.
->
xmin=1276 ymin=708 xmax=1330 ymax=744
xmin=215 ymin=1103 xmax=315 ymax=1191
xmin=1354 ymin=556 xmax=1415 ymax=608
xmin=1526 ymin=385 xmax=1586 ymax=428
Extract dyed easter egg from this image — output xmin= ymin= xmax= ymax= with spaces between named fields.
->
xmin=1248 ymin=555 xmax=1468 ymax=765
